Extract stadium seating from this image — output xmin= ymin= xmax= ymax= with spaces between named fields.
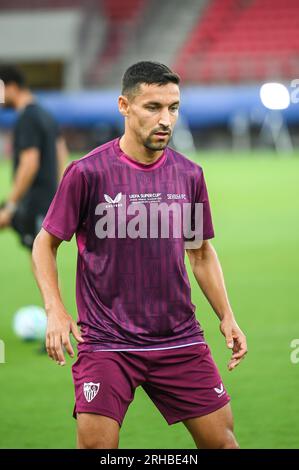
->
xmin=0 ymin=0 xmax=148 ymax=87
xmin=0 ymin=0 xmax=144 ymax=17
xmin=0 ymin=0 xmax=86 ymax=9
xmin=175 ymin=0 xmax=299 ymax=83
xmin=102 ymin=0 xmax=145 ymax=21
xmin=87 ymin=0 xmax=148 ymax=85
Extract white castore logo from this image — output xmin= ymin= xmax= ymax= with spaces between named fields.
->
xmin=214 ymin=383 xmax=224 ymax=396
xmin=104 ymin=193 xmax=122 ymax=204
xmin=83 ymin=382 xmax=100 ymax=402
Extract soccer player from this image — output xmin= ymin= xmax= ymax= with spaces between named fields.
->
xmin=0 ymin=65 xmax=68 ymax=251
xmin=32 ymin=61 xmax=247 ymax=449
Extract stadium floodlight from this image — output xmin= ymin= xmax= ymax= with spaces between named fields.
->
xmin=260 ymin=82 xmax=290 ymax=110
xmin=259 ymin=82 xmax=293 ymax=152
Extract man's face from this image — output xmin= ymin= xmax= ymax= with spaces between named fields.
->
xmin=119 ymin=82 xmax=180 ymax=151
xmin=3 ymin=82 xmax=18 ymax=108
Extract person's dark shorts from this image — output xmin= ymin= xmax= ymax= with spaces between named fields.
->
xmin=72 ymin=343 xmax=231 ymax=427
xmin=11 ymin=204 xmax=45 ymax=250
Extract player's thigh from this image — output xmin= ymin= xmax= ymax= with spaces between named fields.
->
xmin=183 ymin=402 xmax=239 ymax=449
xmin=77 ymin=412 xmax=120 ymax=449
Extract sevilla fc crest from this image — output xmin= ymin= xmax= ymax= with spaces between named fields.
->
xmin=83 ymin=382 xmax=100 ymax=402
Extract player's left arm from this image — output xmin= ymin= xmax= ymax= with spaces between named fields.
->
xmin=0 ymin=147 xmax=40 ymax=228
xmin=186 ymin=240 xmax=248 ymax=371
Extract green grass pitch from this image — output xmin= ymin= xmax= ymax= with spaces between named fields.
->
xmin=0 ymin=151 xmax=299 ymax=449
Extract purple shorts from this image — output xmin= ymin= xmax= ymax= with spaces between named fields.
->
xmin=71 ymin=343 xmax=230 ymax=427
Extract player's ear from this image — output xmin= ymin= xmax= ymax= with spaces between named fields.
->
xmin=118 ymin=95 xmax=130 ymax=117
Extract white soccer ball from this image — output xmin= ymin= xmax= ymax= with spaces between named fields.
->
xmin=13 ymin=306 xmax=47 ymax=341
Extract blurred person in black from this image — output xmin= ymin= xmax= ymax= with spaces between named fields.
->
xmin=0 ymin=65 xmax=68 ymax=251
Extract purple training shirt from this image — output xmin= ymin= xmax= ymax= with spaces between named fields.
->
xmin=42 ymin=138 xmax=215 ymax=352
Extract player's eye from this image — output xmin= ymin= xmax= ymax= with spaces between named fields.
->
xmin=170 ymin=106 xmax=179 ymax=112
xmin=145 ymin=105 xmax=158 ymax=111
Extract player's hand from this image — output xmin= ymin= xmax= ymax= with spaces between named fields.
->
xmin=220 ymin=317 xmax=247 ymax=371
xmin=46 ymin=309 xmax=84 ymax=366
xmin=0 ymin=208 xmax=12 ymax=228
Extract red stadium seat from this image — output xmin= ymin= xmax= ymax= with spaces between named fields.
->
xmin=174 ymin=0 xmax=299 ymax=83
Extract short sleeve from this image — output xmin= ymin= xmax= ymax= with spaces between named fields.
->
xmin=196 ymin=169 xmax=215 ymax=240
xmin=42 ymin=162 xmax=88 ymax=241
xmin=184 ymin=167 xmax=215 ymax=249
xmin=18 ymin=113 xmax=42 ymax=150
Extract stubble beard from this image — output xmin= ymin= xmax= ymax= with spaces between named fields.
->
xmin=143 ymin=132 xmax=171 ymax=151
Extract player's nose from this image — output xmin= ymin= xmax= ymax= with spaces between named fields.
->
xmin=158 ymin=109 xmax=171 ymax=128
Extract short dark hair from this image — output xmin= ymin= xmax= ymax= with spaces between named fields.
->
xmin=0 ymin=65 xmax=26 ymax=88
xmin=122 ymin=61 xmax=180 ymax=97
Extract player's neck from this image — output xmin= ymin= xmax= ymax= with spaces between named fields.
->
xmin=119 ymin=134 xmax=164 ymax=165
xmin=15 ymin=90 xmax=35 ymax=111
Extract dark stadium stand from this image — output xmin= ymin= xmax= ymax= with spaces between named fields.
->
xmin=175 ymin=0 xmax=299 ymax=83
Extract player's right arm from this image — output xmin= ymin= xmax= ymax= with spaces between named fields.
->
xmin=32 ymin=228 xmax=84 ymax=366
xmin=56 ymin=136 xmax=69 ymax=182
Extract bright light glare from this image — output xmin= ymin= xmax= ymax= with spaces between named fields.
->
xmin=260 ymin=83 xmax=290 ymax=110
